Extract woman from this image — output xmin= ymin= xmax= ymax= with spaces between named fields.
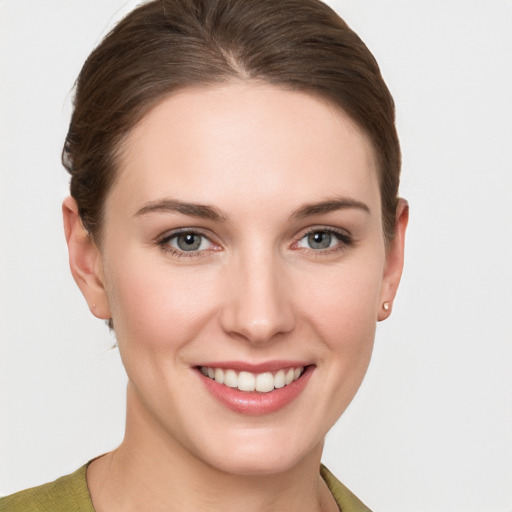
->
xmin=0 ymin=0 xmax=407 ymax=510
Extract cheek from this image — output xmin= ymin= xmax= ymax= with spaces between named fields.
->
xmin=105 ymin=256 xmax=220 ymax=356
xmin=301 ymin=259 xmax=383 ymax=340
xmin=283 ymin=256 xmax=383 ymax=433
xmin=295 ymin=253 xmax=384 ymax=395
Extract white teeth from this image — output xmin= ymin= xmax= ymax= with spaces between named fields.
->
xmin=224 ymin=369 xmax=237 ymax=388
xmin=238 ymin=371 xmax=255 ymax=391
xmin=255 ymin=372 xmax=274 ymax=393
xmin=214 ymin=367 xmax=224 ymax=384
xmin=200 ymin=366 xmax=305 ymax=393
xmin=274 ymin=369 xmax=285 ymax=389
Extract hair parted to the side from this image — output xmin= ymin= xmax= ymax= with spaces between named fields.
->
xmin=63 ymin=0 xmax=400 ymax=244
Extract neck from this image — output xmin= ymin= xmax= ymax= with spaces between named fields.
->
xmin=87 ymin=384 xmax=337 ymax=512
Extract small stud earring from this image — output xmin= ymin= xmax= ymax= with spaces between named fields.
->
xmin=382 ymin=301 xmax=391 ymax=311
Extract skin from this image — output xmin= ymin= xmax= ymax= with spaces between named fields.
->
xmin=63 ymin=82 xmax=408 ymax=512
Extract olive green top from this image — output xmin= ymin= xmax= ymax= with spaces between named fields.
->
xmin=0 ymin=463 xmax=371 ymax=512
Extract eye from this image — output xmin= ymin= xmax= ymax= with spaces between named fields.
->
xmin=295 ymin=229 xmax=352 ymax=251
xmin=159 ymin=231 xmax=214 ymax=254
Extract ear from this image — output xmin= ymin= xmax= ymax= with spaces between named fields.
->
xmin=378 ymin=198 xmax=409 ymax=321
xmin=62 ymin=196 xmax=111 ymax=320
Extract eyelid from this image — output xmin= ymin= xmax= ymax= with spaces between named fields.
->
xmin=154 ymin=225 xmax=353 ymax=258
xmin=156 ymin=227 xmax=221 ymax=257
xmin=291 ymin=226 xmax=353 ymax=253
xmin=294 ymin=225 xmax=352 ymax=241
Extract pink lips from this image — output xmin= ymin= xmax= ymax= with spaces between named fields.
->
xmin=196 ymin=362 xmax=314 ymax=415
xmin=198 ymin=360 xmax=307 ymax=373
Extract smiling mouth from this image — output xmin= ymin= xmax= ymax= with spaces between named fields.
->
xmin=199 ymin=366 xmax=305 ymax=393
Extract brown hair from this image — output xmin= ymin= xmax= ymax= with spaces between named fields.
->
xmin=63 ymin=0 xmax=400 ymax=242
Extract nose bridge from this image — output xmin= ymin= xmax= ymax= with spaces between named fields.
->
xmin=221 ymin=243 xmax=294 ymax=344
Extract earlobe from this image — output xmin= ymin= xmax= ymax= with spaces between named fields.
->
xmin=378 ymin=198 xmax=409 ymax=322
xmin=62 ymin=196 xmax=111 ymax=320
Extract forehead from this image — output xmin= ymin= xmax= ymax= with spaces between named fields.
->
xmin=109 ymin=82 xmax=380 ymax=216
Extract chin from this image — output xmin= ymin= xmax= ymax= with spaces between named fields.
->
xmin=207 ymin=451 xmax=311 ymax=477
xmin=192 ymin=426 xmax=323 ymax=477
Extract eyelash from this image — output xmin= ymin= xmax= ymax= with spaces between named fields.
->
xmin=294 ymin=227 xmax=353 ymax=256
xmin=156 ymin=227 xmax=353 ymax=258
xmin=156 ymin=229 xmax=217 ymax=258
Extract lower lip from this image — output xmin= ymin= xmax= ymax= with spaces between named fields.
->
xmin=197 ymin=366 xmax=314 ymax=415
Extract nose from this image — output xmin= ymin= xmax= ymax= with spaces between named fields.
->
xmin=220 ymin=249 xmax=295 ymax=345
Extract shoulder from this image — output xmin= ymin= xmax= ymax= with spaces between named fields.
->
xmin=321 ymin=464 xmax=372 ymax=512
xmin=0 ymin=464 xmax=94 ymax=512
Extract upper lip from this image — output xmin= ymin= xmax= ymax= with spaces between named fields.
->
xmin=195 ymin=360 xmax=312 ymax=373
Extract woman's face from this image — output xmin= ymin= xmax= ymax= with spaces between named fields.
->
xmin=72 ymin=83 xmax=406 ymax=475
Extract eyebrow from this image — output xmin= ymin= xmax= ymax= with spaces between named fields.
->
xmin=135 ymin=199 xmax=227 ymax=222
xmin=289 ymin=197 xmax=371 ymax=220
xmin=135 ymin=196 xmax=369 ymax=222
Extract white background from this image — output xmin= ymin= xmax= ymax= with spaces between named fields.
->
xmin=1 ymin=1 xmax=511 ymax=510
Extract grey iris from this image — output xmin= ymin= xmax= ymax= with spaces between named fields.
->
xmin=308 ymin=231 xmax=332 ymax=249
xmin=177 ymin=233 xmax=202 ymax=251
